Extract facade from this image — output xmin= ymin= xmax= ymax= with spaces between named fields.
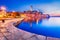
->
xmin=0 ymin=6 xmax=6 ymax=18
xmin=0 ymin=6 xmax=49 ymax=21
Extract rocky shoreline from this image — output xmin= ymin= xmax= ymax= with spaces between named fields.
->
xmin=0 ymin=18 xmax=59 ymax=40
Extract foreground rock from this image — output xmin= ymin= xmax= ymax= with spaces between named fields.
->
xmin=0 ymin=18 xmax=60 ymax=40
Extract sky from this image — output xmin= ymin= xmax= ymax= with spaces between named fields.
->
xmin=0 ymin=0 xmax=60 ymax=14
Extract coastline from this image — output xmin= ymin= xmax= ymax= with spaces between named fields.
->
xmin=0 ymin=18 xmax=59 ymax=40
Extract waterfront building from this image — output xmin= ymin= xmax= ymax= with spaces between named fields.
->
xmin=0 ymin=6 xmax=7 ymax=17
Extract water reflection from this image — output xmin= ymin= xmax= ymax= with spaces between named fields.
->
xmin=42 ymin=17 xmax=60 ymax=27
xmin=17 ymin=17 xmax=60 ymax=38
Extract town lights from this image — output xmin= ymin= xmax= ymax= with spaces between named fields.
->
xmin=0 ymin=6 xmax=7 ymax=18
xmin=36 ymin=19 xmax=39 ymax=24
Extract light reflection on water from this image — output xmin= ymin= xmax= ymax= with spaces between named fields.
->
xmin=17 ymin=17 xmax=60 ymax=38
xmin=41 ymin=17 xmax=60 ymax=27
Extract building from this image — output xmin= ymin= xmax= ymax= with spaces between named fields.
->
xmin=0 ymin=6 xmax=7 ymax=17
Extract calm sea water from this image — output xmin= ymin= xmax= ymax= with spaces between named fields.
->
xmin=17 ymin=17 xmax=60 ymax=38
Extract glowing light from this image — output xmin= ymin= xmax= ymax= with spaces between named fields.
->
xmin=0 ymin=15 xmax=4 ymax=17
xmin=12 ymin=11 xmax=15 ymax=12
xmin=36 ymin=19 xmax=39 ymax=24
xmin=0 ymin=6 xmax=6 ymax=11
xmin=20 ymin=14 xmax=26 ymax=18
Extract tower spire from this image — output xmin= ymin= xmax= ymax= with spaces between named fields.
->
xmin=30 ymin=5 xmax=33 ymax=11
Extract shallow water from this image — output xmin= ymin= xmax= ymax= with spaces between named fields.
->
xmin=17 ymin=17 xmax=60 ymax=38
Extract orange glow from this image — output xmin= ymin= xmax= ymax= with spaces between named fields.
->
xmin=0 ymin=15 xmax=4 ymax=17
xmin=20 ymin=14 xmax=26 ymax=18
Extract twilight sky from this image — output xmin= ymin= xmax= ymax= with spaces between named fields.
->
xmin=0 ymin=0 xmax=60 ymax=14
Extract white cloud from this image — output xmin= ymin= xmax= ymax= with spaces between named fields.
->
xmin=32 ymin=1 xmax=60 ymax=14
xmin=19 ymin=1 xmax=60 ymax=14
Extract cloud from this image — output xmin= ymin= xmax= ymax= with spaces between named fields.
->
xmin=33 ymin=2 xmax=60 ymax=14
xmin=19 ymin=1 xmax=60 ymax=14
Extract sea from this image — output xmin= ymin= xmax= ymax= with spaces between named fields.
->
xmin=17 ymin=17 xmax=60 ymax=38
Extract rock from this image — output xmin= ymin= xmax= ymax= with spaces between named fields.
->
xmin=0 ymin=18 xmax=60 ymax=40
